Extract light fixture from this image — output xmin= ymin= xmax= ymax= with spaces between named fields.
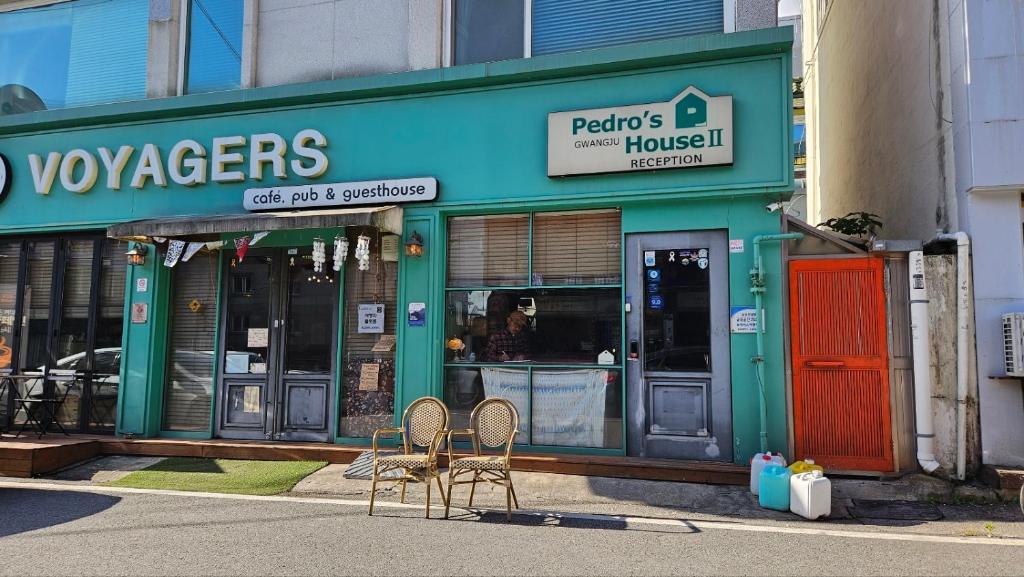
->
xmin=405 ymin=230 xmax=424 ymax=258
xmin=126 ymin=244 xmax=148 ymax=266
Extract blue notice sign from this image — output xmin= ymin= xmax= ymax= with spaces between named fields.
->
xmin=648 ymin=295 xmax=664 ymax=310
xmin=647 ymin=269 xmax=661 ymax=281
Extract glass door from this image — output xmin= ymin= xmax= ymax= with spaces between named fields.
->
xmin=624 ymin=231 xmax=732 ymax=461
xmin=216 ymin=247 xmax=337 ymax=442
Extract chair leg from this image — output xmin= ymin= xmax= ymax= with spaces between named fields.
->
xmin=507 ymin=472 xmax=520 ymax=509
xmin=368 ymin=471 xmax=378 ymax=516
xmin=444 ymin=473 xmax=454 ymax=519
xmin=468 ymin=471 xmax=479 ymax=507
xmin=435 ymin=475 xmax=447 ymax=507
xmin=505 ymin=482 xmax=513 ymax=522
xmin=425 ymin=478 xmax=432 ymax=519
xmin=400 ymin=479 xmax=407 ymax=504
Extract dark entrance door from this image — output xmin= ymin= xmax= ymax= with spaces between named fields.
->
xmin=625 ymin=231 xmax=732 ymax=461
xmin=216 ymin=247 xmax=338 ymax=442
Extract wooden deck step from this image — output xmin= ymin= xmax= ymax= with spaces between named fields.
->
xmin=0 ymin=435 xmax=102 ymax=478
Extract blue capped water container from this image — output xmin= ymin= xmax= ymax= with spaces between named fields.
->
xmin=758 ymin=465 xmax=792 ymax=511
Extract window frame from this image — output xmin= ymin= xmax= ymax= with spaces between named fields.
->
xmin=441 ymin=208 xmax=625 ymax=453
xmin=442 ymin=0 xmax=532 ymax=68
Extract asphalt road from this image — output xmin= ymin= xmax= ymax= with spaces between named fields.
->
xmin=1 ymin=486 xmax=1022 ymax=576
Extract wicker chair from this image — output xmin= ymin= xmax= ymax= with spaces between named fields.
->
xmin=369 ymin=396 xmax=450 ymax=518
xmin=444 ymin=397 xmax=520 ymax=521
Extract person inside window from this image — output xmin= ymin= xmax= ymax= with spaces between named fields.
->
xmin=485 ymin=310 xmax=530 ymax=362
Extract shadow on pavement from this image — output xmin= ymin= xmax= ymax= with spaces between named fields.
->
xmin=0 ymin=489 xmax=121 ymax=538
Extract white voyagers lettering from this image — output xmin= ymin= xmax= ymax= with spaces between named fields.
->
xmin=27 ymin=129 xmax=330 ymax=195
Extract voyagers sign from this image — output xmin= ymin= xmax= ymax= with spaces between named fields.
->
xmin=547 ymin=86 xmax=733 ymax=177
xmin=243 ymin=177 xmax=437 ymax=211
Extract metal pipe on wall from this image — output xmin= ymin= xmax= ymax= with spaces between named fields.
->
xmin=908 ymin=250 xmax=941 ymax=474
xmin=750 ymin=233 xmax=803 ymax=453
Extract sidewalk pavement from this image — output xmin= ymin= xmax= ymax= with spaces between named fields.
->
xmin=32 ymin=455 xmax=1024 ymax=540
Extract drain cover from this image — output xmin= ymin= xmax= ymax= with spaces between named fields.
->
xmin=849 ymin=499 xmax=943 ymax=521
xmin=342 ymin=450 xmax=403 ymax=480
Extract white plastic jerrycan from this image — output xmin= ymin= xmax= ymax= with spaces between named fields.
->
xmin=790 ymin=470 xmax=831 ymax=520
xmin=750 ymin=452 xmax=787 ymax=495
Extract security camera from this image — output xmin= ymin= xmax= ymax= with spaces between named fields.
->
xmin=765 ymin=201 xmax=786 ymax=213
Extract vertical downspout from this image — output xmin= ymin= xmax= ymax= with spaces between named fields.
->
xmin=750 ymin=233 xmax=803 ymax=453
xmin=909 ymin=251 xmax=941 ymax=473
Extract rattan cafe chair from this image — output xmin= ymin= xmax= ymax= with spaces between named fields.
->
xmin=444 ymin=397 xmax=520 ymax=521
xmin=369 ymin=396 xmax=450 ymax=518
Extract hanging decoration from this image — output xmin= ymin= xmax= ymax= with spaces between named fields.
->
xmin=333 ymin=235 xmax=348 ymax=271
xmin=251 ymin=231 xmax=270 ymax=246
xmin=181 ymin=242 xmax=205 ymax=263
xmin=234 ymin=236 xmax=252 ymax=263
xmin=164 ymin=240 xmax=186 ymax=267
xmin=355 ymin=235 xmax=371 ymax=271
xmin=205 ymin=240 xmax=225 ymax=251
xmin=312 ymin=237 xmax=326 ymax=273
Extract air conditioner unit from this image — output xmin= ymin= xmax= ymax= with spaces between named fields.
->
xmin=1002 ymin=313 xmax=1024 ymax=376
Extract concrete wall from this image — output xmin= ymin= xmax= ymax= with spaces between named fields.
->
xmin=926 ymin=254 xmax=981 ymax=476
xmin=801 ymin=0 xmax=956 ymax=240
xmin=253 ymin=0 xmax=441 ymax=87
xmin=735 ymin=0 xmax=778 ymax=31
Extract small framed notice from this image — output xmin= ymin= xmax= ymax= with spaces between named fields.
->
xmin=359 ymin=362 xmax=381 ymax=391
xmin=247 ymin=327 xmax=269 ymax=348
xmin=131 ymin=303 xmax=148 ymax=324
xmin=358 ymin=304 xmax=385 ymax=334
xmin=371 ymin=335 xmax=396 ymax=352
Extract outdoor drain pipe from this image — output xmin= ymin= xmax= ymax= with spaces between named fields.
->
xmin=936 ymin=232 xmax=971 ymax=481
xmin=750 ymin=233 xmax=803 ymax=453
xmin=908 ymin=250 xmax=941 ymax=474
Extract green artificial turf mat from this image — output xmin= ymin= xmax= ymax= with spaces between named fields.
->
xmin=102 ymin=457 xmax=328 ymax=496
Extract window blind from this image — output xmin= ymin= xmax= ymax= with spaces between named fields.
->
xmin=532 ymin=0 xmax=724 ymax=56
xmin=447 ymin=215 xmax=529 ymax=287
xmin=532 ymin=210 xmax=620 ymax=285
xmin=162 ymin=253 xmax=218 ymax=432
xmin=99 ymin=240 xmax=126 ymax=320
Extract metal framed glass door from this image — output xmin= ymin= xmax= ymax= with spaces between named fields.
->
xmin=216 ymin=247 xmax=337 ymax=442
xmin=625 ymin=231 xmax=732 ymax=461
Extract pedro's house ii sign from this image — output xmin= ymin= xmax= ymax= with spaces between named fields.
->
xmin=547 ymin=86 xmax=733 ymax=177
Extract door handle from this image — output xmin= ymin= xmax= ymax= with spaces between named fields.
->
xmin=805 ymin=361 xmax=845 ymax=368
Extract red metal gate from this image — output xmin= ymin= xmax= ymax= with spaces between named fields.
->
xmin=789 ymin=257 xmax=893 ymax=472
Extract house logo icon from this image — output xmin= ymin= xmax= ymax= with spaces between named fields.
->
xmin=675 ymin=91 xmax=708 ymax=129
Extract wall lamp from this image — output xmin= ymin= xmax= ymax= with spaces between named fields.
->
xmin=405 ymin=231 xmax=424 ymax=258
xmin=126 ymin=244 xmax=148 ymax=266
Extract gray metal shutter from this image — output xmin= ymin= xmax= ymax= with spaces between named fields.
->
xmin=162 ymin=253 xmax=218 ymax=431
xmin=532 ymin=0 xmax=724 ymax=56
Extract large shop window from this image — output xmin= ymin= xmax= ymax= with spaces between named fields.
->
xmin=444 ymin=210 xmax=622 ymax=449
xmin=0 ymin=237 xmax=127 ymax=433
xmin=185 ymin=0 xmax=243 ymax=94
xmin=162 ymin=253 xmax=219 ymax=432
xmin=0 ymin=0 xmax=148 ymax=114
xmin=339 ymin=228 xmax=398 ymax=438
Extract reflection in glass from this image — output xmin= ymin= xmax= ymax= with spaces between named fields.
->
xmin=90 ymin=240 xmax=126 ymax=429
xmin=0 ymin=242 xmax=17 ymax=425
xmin=643 ymin=248 xmax=712 ymax=372
xmin=224 ymin=252 xmax=271 ymax=374
xmin=186 ymin=0 xmax=243 ymax=94
xmin=54 ymin=239 xmax=95 ymax=429
xmin=284 ymin=249 xmax=335 ymax=374
xmin=453 ymin=0 xmax=524 ymax=65
xmin=0 ymin=0 xmax=149 ymax=114
xmin=444 ymin=288 xmax=620 ymax=364
xmin=445 ymin=366 xmax=529 ymax=443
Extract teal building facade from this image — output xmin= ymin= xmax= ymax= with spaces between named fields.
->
xmin=0 ymin=29 xmax=793 ymax=465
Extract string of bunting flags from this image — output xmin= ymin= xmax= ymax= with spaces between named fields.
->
xmin=159 ymin=232 xmax=269 ymax=268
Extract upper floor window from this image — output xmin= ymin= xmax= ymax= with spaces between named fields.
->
xmin=0 ymin=0 xmax=149 ymax=115
xmin=448 ymin=0 xmax=727 ymax=66
xmin=452 ymin=0 xmax=525 ymax=66
xmin=185 ymin=0 xmax=244 ymax=94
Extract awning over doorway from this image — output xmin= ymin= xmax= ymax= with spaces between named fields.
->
xmin=106 ymin=205 xmax=403 ymax=240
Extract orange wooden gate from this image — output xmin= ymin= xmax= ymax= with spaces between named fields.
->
xmin=789 ymin=257 xmax=893 ymax=472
